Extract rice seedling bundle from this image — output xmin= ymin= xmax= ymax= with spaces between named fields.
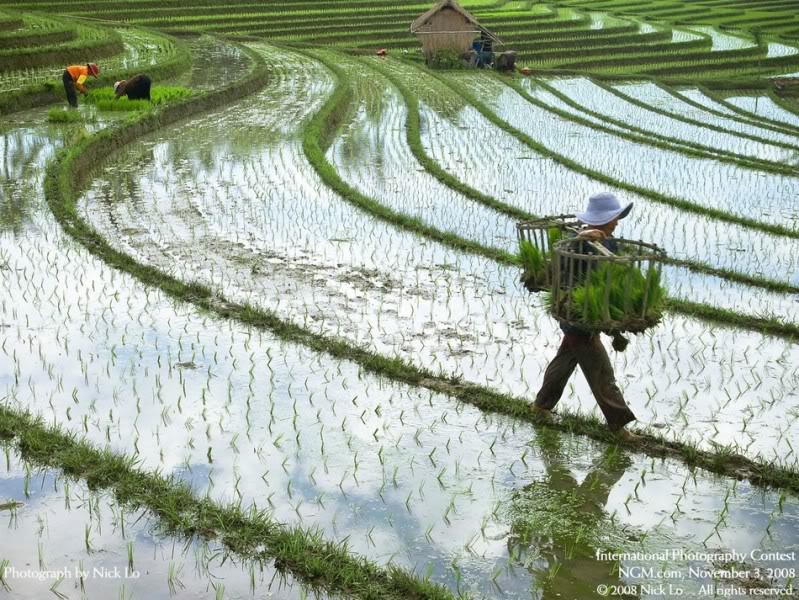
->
xmin=47 ymin=106 xmax=93 ymax=122
xmin=85 ymin=85 xmax=192 ymax=111
xmin=547 ymin=238 xmax=667 ymax=333
xmin=516 ymin=215 xmax=574 ymax=292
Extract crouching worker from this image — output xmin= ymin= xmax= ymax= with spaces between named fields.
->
xmin=114 ymin=74 xmax=152 ymax=101
xmin=533 ymin=192 xmax=639 ymax=442
xmin=63 ymin=63 xmax=100 ymax=108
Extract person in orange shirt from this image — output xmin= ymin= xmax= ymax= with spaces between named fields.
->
xmin=62 ymin=63 xmax=99 ymax=108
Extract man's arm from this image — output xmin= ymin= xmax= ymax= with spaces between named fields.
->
xmin=575 ymin=229 xmax=606 ymax=242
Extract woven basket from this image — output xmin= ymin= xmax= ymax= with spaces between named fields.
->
xmin=550 ymin=237 xmax=667 ymax=334
xmin=516 ymin=215 xmax=579 ymax=292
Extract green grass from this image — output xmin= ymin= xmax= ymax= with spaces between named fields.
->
xmin=368 ymin=56 xmax=799 ymax=299
xmin=37 ymin=41 xmax=799 ymax=498
xmin=364 ymin=55 xmax=799 ymax=318
xmin=0 ymin=28 xmax=190 ymax=115
xmin=0 ymin=22 xmax=123 ymax=72
xmin=528 ymin=77 xmax=799 ymax=174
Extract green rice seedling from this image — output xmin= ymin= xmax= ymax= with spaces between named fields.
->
xmin=47 ymin=107 xmax=93 ymax=123
xmin=50 ymin=576 xmax=67 ymax=600
xmin=0 ymin=500 xmax=21 ymax=512
xmin=518 ymin=227 xmax=563 ymax=290
xmin=127 ymin=540 xmax=134 ymax=572
xmin=0 ymin=558 xmax=9 ymax=592
xmin=426 ymin=49 xmax=469 ymax=70
xmin=213 ymin=582 xmax=225 ymax=600
xmin=167 ymin=562 xmax=185 ymax=595
xmin=84 ymin=86 xmax=193 ymax=112
xmin=549 ymin=261 xmax=666 ymax=329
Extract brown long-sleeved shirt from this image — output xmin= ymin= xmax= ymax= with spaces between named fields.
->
xmin=114 ymin=74 xmax=147 ymax=98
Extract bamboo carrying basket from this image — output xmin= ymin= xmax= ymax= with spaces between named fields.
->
xmin=516 ymin=215 xmax=579 ymax=292
xmin=550 ymin=238 xmax=666 ymax=334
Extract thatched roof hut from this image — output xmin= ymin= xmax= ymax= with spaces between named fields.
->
xmin=410 ymin=0 xmax=501 ymax=56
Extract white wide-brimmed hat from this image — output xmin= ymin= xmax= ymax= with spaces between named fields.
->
xmin=575 ymin=192 xmax=633 ymax=226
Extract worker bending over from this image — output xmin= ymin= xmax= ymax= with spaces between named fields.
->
xmin=114 ymin=74 xmax=152 ymax=101
xmin=63 ymin=63 xmax=99 ymax=108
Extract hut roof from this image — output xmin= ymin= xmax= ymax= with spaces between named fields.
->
xmin=410 ymin=0 xmax=502 ymax=44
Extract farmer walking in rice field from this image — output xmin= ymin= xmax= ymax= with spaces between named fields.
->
xmin=63 ymin=63 xmax=100 ymax=108
xmin=532 ymin=193 xmax=639 ymax=442
xmin=114 ymin=74 xmax=152 ymax=101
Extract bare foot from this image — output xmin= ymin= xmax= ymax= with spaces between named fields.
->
xmin=532 ymin=406 xmax=555 ymax=423
xmin=613 ymin=428 xmax=640 ymax=443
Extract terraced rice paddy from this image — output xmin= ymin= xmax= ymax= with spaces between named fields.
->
xmin=1 ymin=0 xmax=799 ymax=598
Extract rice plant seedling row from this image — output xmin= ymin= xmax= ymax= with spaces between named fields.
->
xmin=10 ymin=98 xmax=799 ymax=589
xmin=0 ymin=59 xmax=458 ymax=599
xmin=376 ymin=58 xmax=799 ymax=294
xmin=607 ymin=81 xmax=799 ymax=146
xmin=1 ymin=0 xmax=799 ymax=598
xmin=72 ymin=46 xmax=799 ymax=472
xmin=722 ymin=92 xmax=799 ymax=127
xmin=543 ymin=77 xmax=798 ymax=162
xmin=463 ymin=74 xmax=799 ymax=232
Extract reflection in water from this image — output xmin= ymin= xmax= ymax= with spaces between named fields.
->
xmin=0 ymin=120 xmax=95 ymax=235
xmin=508 ymin=430 xmax=639 ymax=600
xmin=186 ymin=36 xmax=252 ymax=92
xmin=0 ymin=129 xmax=47 ymax=234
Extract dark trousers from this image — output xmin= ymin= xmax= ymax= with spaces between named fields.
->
xmin=62 ymin=70 xmax=78 ymax=108
xmin=535 ymin=333 xmax=635 ymax=429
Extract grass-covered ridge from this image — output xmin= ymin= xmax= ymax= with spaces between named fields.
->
xmin=26 ymin=40 xmax=459 ymax=599
xmin=47 ymin=106 xmax=95 ymax=122
xmin=0 ymin=405 xmax=455 ymax=600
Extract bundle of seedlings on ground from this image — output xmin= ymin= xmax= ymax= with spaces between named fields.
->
xmin=85 ymin=86 xmax=191 ymax=111
xmin=47 ymin=106 xmax=94 ymax=122
xmin=516 ymin=215 xmax=574 ymax=292
xmin=425 ymin=49 xmax=468 ymax=70
xmin=547 ymin=238 xmax=666 ymax=333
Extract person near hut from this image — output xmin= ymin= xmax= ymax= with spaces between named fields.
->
xmin=471 ymin=31 xmax=493 ymax=67
xmin=410 ymin=0 xmax=502 ymax=67
xmin=63 ymin=63 xmax=100 ymax=108
xmin=114 ymin=74 xmax=152 ymax=101
xmin=532 ymin=193 xmax=639 ymax=442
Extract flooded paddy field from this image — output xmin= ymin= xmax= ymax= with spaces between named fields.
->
xmin=0 ymin=449 xmax=325 ymax=599
xmin=76 ymin=47 xmax=799 ymax=467
xmin=0 ymin=1 xmax=799 ymax=598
